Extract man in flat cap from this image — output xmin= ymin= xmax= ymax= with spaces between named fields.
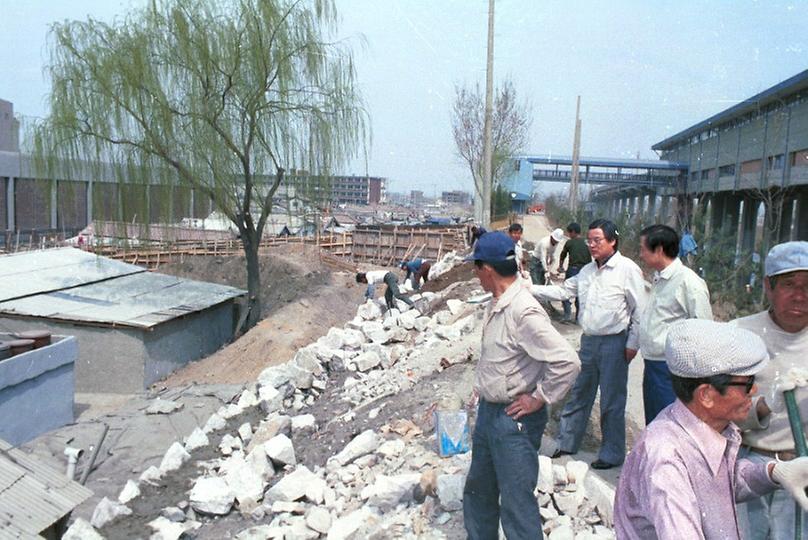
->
xmin=614 ymin=319 xmax=808 ymax=540
xmin=734 ymin=240 xmax=808 ymax=540
xmin=462 ymin=232 xmax=580 ymax=539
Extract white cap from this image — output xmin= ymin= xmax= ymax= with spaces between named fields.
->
xmin=665 ymin=319 xmax=768 ymax=378
xmin=765 ymin=241 xmax=808 ymax=277
xmin=551 ymin=228 xmax=565 ymax=242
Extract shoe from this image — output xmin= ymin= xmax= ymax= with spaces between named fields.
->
xmin=551 ymin=449 xmax=574 ymax=459
xmin=591 ymin=459 xmax=618 ymax=470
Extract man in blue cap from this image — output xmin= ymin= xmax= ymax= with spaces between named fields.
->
xmin=463 ymin=231 xmax=580 ymax=540
xmin=735 ymin=240 xmax=808 ymax=540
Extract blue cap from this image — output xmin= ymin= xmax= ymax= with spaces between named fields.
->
xmin=466 ymin=231 xmax=516 ymax=262
xmin=765 ymin=241 xmax=808 ymax=277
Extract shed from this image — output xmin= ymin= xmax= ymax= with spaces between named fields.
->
xmin=0 ymin=438 xmax=92 ymax=539
xmin=0 ymin=248 xmax=246 ymax=393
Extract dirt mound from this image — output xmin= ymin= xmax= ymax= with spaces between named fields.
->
xmin=421 ymin=260 xmax=475 ymax=293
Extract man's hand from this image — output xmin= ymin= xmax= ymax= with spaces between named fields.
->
xmin=625 ymin=348 xmax=638 ymax=363
xmin=772 ymin=457 xmax=808 ymax=512
xmin=505 ymin=394 xmax=544 ymax=420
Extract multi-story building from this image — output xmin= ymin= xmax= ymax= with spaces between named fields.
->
xmin=330 ymin=175 xmax=385 ymax=205
xmin=410 ymin=190 xmax=424 ymax=206
xmin=441 ymin=190 xmax=471 ymax=205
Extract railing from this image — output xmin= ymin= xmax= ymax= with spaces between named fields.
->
xmin=533 ymin=169 xmax=679 ymax=187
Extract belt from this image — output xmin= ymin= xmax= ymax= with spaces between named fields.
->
xmin=747 ymin=446 xmax=798 ymax=461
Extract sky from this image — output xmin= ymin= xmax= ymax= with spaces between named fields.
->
xmin=2 ymin=1 xmax=807 ymax=197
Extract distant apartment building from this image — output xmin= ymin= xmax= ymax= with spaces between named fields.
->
xmin=441 ymin=190 xmax=471 ymax=205
xmin=330 ymin=175 xmax=385 ymax=205
xmin=410 ymin=190 xmax=425 ymax=206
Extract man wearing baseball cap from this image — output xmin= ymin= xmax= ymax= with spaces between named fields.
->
xmin=615 ymin=319 xmax=808 ymax=540
xmin=462 ymin=232 xmax=580 ymax=539
xmin=734 ymin=240 xmax=808 ymax=539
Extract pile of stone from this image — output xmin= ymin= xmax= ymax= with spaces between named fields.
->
xmin=67 ymin=278 xmax=615 ymax=539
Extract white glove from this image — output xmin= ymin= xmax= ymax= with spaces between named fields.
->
xmin=772 ymin=457 xmax=808 ymax=512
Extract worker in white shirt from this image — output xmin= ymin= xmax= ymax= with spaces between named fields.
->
xmin=508 ymin=223 xmax=529 ymax=280
xmin=356 ymin=270 xmax=415 ymax=311
xmin=530 ymin=228 xmax=565 ymax=285
xmin=637 ymin=224 xmax=713 ymax=425
xmin=531 ymin=218 xmax=649 ymax=469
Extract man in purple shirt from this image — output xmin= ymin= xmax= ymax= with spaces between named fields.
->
xmin=615 ymin=319 xmax=808 ymax=540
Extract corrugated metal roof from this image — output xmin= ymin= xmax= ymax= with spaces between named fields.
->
xmin=0 ymin=247 xmax=143 ymax=303
xmin=0 ymin=439 xmax=92 ymax=539
xmin=0 ymin=248 xmax=246 ymax=329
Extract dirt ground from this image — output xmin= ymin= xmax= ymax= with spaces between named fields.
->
xmin=157 ymin=245 xmax=366 ymax=386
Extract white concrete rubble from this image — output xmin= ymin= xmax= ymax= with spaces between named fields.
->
xmin=63 ymin=518 xmax=104 ymax=540
xmin=265 ymin=433 xmax=297 ymax=466
xmin=91 ymin=497 xmax=132 ymax=528
xmin=159 ymin=442 xmax=191 ymax=472
xmin=118 ymin=479 xmax=140 ymax=504
xmin=189 ymin=477 xmax=235 ymax=515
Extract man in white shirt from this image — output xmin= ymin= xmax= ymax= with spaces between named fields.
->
xmin=530 ymin=228 xmax=565 ymax=285
xmin=735 ymin=241 xmax=808 ymax=540
xmin=356 ymin=270 xmax=415 ymax=311
xmin=531 ymin=218 xmax=648 ymax=469
xmin=638 ymin=224 xmax=713 ymax=424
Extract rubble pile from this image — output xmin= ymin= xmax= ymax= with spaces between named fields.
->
xmin=69 ymin=278 xmax=615 ymax=539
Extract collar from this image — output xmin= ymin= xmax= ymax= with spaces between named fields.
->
xmin=596 ymin=250 xmax=620 ymax=269
xmin=489 ymin=279 xmax=525 ymax=315
xmin=670 ymin=400 xmax=741 ymax=477
xmin=657 ymin=257 xmax=683 ymax=281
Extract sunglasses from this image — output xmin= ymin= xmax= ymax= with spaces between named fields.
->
xmin=723 ymin=376 xmax=756 ymax=394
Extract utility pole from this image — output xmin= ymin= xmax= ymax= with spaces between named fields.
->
xmin=481 ymin=0 xmax=495 ymax=227
xmin=569 ymin=95 xmax=582 ymax=216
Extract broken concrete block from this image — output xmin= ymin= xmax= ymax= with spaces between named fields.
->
xmin=342 ymin=328 xmax=366 ymax=349
xmin=385 ymin=326 xmax=410 ymax=343
xmin=265 ymin=465 xmax=320 ymax=503
xmin=203 ymin=413 xmax=226 ymax=434
xmin=548 ymin=525 xmax=575 ymax=540
xmin=258 ymin=385 xmax=283 ymax=414
xmin=413 ymin=316 xmax=431 ymax=332
xmin=566 ymin=460 xmax=589 ymax=486
xmin=398 ymin=310 xmax=418 ymax=329
xmin=537 ymin=455 xmax=554 ymax=493
xmin=118 ymin=479 xmax=140 ymax=504
xmin=357 ymin=300 xmax=383 ymax=320
xmin=365 ymin=474 xmax=420 ymax=511
xmin=219 ymin=433 xmax=242 ymax=456
xmin=245 ymin=444 xmax=275 ymax=482
xmin=238 ymin=422 xmax=253 ymax=444
xmin=139 ymin=465 xmax=162 ymax=485
xmin=446 ymin=299 xmax=464 ymax=316
xmin=361 ymin=342 xmax=391 ymax=367
xmin=287 ymin=363 xmax=314 ymax=390
xmin=146 ymin=398 xmax=184 ymax=415
xmin=184 ymin=427 xmax=209 ymax=451
xmin=294 ymin=348 xmax=325 ymax=376
xmin=291 ymin=414 xmax=317 ymax=435
xmin=353 ymin=351 xmax=382 ymax=372
xmin=236 ymin=389 xmax=259 ymax=410
xmin=257 ymin=365 xmax=293 ymax=389
xmin=91 ymin=497 xmax=132 ymax=528
xmin=248 ymin=415 xmax=291 ymax=452
xmin=160 ymin=442 xmax=191 ymax=473
xmin=332 ymin=429 xmax=381 ymax=466
xmin=326 ymin=508 xmax=376 ymax=540
xmin=436 ymin=474 xmax=464 ymax=511
xmin=320 ymin=327 xmax=345 ymax=349
xmin=377 ymin=438 xmax=405 ymax=458
xmin=554 ymin=488 xmax=585 ymax=516
xmin=434 ymin=325 xmax=461 ymax=341
xmin=63 ymin=518 xmax=104 ymax=540
xmin=434 ymin=310 xmax=453 ymax=325
xmin=189 ymin=477 xmax=235 ymax=515
xmin=553 ymin=464 xmax=568 ymax=486
xmin=147 ymin=516 xmax=201 ymax=539
xmin=306 ymin=506 xmax=332 ymax=534
xmin=224 ymin=456 xmax=266 ymax=510
xmin=265 ymin=433 xmax=297 ymax=467
xmin=219 ymin=403 xmax=242 ymax=419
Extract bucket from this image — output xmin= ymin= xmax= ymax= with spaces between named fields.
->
xmin=14 ymin=330 xmax=52 ymax=349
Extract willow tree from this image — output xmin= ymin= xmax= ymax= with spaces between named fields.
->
xmin=33 ymin=0 xmax=367 ymax=330
xmin=451 ymin=79 xmax=531 ymax=223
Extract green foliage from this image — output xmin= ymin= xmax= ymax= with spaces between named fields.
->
xmin=491 ymin=185 xmax=512 ymax=221
xmin=32 ymin=0 xmax=367 ymax=329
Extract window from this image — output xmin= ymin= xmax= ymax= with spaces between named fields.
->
xmin=719 ymin=164 xmax=735 ymax=177
xmin=768 ymin=154 xmax=784 ymax=170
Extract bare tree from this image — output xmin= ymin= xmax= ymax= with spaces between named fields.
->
xmin=451 ymin=79 xmax=531 ymax=223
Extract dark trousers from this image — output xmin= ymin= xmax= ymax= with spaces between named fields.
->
xmin=463 ymin=399 xmax=548 ymax=540
xmin=529 ymin=256 xmax=545 ymax=285
xmin=556 ymin=332 xmax=628 ymax=465
xmin=383 ymin=272 xmax=414 ymax=310
xmin=642 ymin=359 xmax=676 ymax=425
xmin=562 ymin=265 xmax=582 ymax=320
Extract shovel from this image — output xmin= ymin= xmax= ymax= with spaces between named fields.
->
xmin=784 ymin=389 xmax=807 ymax=540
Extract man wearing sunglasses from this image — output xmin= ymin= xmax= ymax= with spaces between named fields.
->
xmin=734 ymin=241 xmax=808 ymax=540
xmin=615 ymin=319 xmax=808 ymax=540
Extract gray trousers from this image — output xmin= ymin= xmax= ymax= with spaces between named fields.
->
xmin=556 ymin=332 xmax=629 ymax=465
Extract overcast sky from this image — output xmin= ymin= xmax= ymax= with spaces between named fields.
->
xmin=2 ymin=1 xmax=807 ymax=197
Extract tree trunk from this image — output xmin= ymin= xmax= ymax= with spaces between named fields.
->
xmin=241 ymin=228 xmax=263 ymax=332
